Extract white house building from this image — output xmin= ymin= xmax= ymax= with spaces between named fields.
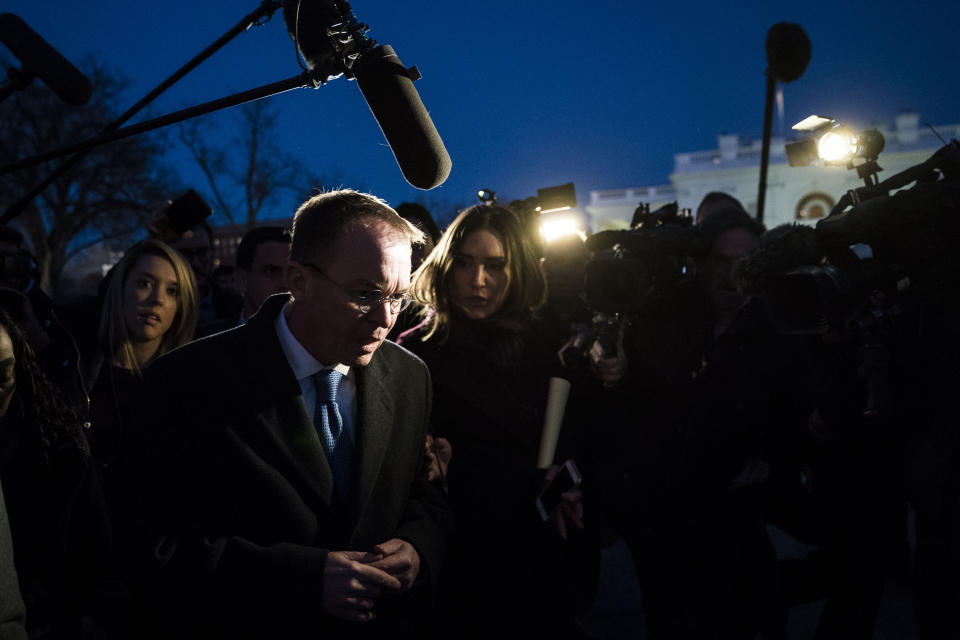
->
xmin=585 ymin=111 xmax=959 ymax=231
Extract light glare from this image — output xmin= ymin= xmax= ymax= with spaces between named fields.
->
xmin=541 ymin=217 xmax=583 ymax=243
xmin=817 ymin=130 xmax=855 ymax=162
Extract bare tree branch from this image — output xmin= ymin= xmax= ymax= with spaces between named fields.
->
xmin=178 ymin=120 xmax=235 ymax=225
xmin=0 ymin=57 xmax=175 ymax=292
xmin=173 ymin=97 xmax=356 ymax=232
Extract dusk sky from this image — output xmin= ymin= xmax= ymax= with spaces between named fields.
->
xmin=4 ymin=0 xmax=959 ymax=223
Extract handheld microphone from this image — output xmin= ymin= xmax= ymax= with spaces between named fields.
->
xmin=0 ymin=13 xmax=93 ymax=105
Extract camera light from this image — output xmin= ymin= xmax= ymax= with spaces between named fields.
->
xmin=816 ymin=128 xmax=856 ymax=163
xmin=541 ymin=216 xmax=584 ymax=243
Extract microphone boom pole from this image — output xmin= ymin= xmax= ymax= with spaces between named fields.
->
xmin=757 ymin=72 xmax=776 ymax=224
xmin=757 ymin=22 xmax=811 ymax=224
xmin=0 ymin=73 xmax=318 ymax=177
xmin=1 ymin=0 xmax=284 ymax=226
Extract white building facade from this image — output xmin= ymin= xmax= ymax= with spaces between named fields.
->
xmin=585 ymin=112 xmax=959 ymax=231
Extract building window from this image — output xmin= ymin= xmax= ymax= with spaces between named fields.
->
xmin=795 ymin=192 xmax=835 ymax=220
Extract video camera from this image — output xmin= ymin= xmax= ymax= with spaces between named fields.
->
xmin=583 ymin=202 xmax=702 ymax=316
xmin=752 ymin=140 xmax=960 ymax=337
xmin=558 ymin=202 xmax=708 ymax=375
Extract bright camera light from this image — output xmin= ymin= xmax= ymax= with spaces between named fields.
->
xmin=817 ymin=129 xmax=856 ymax=163
xmin=541 ymin=216 xmax=583 ymax=243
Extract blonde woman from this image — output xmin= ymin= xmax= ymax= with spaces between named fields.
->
xmin=87 ymin=239 xmax=197 ymax=481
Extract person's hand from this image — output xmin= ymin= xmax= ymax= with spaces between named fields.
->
xmin=321 ymin=550 xmax=402 ymax=622
xmin=728 ymin=457 xmax=769 ymax=489
xmin=366 ymin=538 xmax=421 ymax=591
xmin=543 ymin=465 xmax=584 ymax=541
xmin=424 ymin=435 xmax=452 ymax=482
xmin=589 ymin=329 xmax=628 ymax=387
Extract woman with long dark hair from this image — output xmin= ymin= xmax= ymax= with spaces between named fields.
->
xmin=400 ymin=204 xmax=597 ymax=638
xmin=0 ymin=309 xmax=109 ymax=639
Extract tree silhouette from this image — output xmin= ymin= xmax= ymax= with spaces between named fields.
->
xmin=0 ymin=56 xmax=175 ymax=294
xmin=177 ymin=98 xmax=356 ymax=229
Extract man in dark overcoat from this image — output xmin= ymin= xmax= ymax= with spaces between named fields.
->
xmin=119 ymin=190 xmax=449 ymax=638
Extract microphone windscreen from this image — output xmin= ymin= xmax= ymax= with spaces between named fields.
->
xmin=281 ymin=0 xmax=341 ymax=73
xmin=765 ymin=22 xmax=812 ymax=84
xmin=354 ymin=45 xmax=452 ymax=190
xmin=0 ymin=13 xmax=93 ymax=105
xmin=734 ymin=223 xmax=819 ymax=295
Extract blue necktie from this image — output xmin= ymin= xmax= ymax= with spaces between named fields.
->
xmin=312 ymin=369 xmax=344 ymax=455
xmin=311 ymin=369 xmax=352 ymax=500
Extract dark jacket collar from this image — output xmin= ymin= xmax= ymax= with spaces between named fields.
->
xmin=239 ymin=293 xmax=301 ymax=403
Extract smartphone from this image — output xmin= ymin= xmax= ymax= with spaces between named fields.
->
xmin=535 ymin=459 xmax=582 ymax=521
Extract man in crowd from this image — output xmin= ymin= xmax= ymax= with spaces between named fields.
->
xmin=148 ymin=190 xmax=242 ymax=337
xmin=121 ymin=189 xmax=450 ymax=638
xmin=235 ymin=225 xmax=292 ymax=323
xmin=696 ymin=191 xmax=748 ymax=227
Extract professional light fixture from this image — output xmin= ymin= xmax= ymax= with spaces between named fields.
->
xmin=536 ymin=205 xmax=571 ymax=214
xmin=786 ymin=116 xmax=885 ymax=167
xmin=785 ymin=114 xmax=886 ymax=186
xmin=534 ymin=182 xmax=582 ymax=240
xmin=536 ymin=183 xmax=576 ymax=214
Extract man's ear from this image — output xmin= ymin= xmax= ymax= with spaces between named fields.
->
xmin=286 ymin=261 xmax=308 ymax=300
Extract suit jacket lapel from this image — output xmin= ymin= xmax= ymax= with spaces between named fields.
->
xmin=240 ymin=295 xmax=334 ymax=510
xmin=353 ymin=351 xmax=395 ymax=524
xmin=270 ymin=398 xmax=334 ymax=505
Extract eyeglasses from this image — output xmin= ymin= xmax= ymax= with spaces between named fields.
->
xmin=298 ymin=261 xmax=414 ymax=315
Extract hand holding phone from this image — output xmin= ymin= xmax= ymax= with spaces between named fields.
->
xmin=535 ymin=459 xmax=582 ymax=523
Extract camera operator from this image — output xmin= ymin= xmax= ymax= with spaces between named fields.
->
xmin=581 ymin=208 xmax=816 ymax=639
xmin=695 ymin=191 xmax=748 ymax=227
xmin=735 ymin=223 xmax=911 ymax=639
xmin=740 ymin=139 xmax=960 ymax=636
xmin=539 ymin=233 xmax=594 ymax=366
xmin=665 ymin=209 xmax=808 ymax=639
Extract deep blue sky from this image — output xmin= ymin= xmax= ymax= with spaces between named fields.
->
xmin=5 ymin=0 xmax=959 ymax=221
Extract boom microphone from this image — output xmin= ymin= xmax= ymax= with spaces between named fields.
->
xmin=765 ymin=22 xmax=812 ymax=83
xmin=282 ymin=0 xmax=450 ymax=189
xmin=353 ymin=45 xmax=451 ymax=190
xmin=0 ymin=13 xmax=93 ymax=105
xmin=734 ymin=223 xmax=820 ymax=296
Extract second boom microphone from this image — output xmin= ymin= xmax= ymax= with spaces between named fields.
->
xmin=0 ymin=13 xmax=93 ymax=105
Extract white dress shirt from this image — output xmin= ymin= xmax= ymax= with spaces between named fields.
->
xmin=274 ymin=305 xmax=357 ymax=447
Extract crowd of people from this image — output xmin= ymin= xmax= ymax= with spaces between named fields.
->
xmin=0 ymin=184 xmax=956 ymax=640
